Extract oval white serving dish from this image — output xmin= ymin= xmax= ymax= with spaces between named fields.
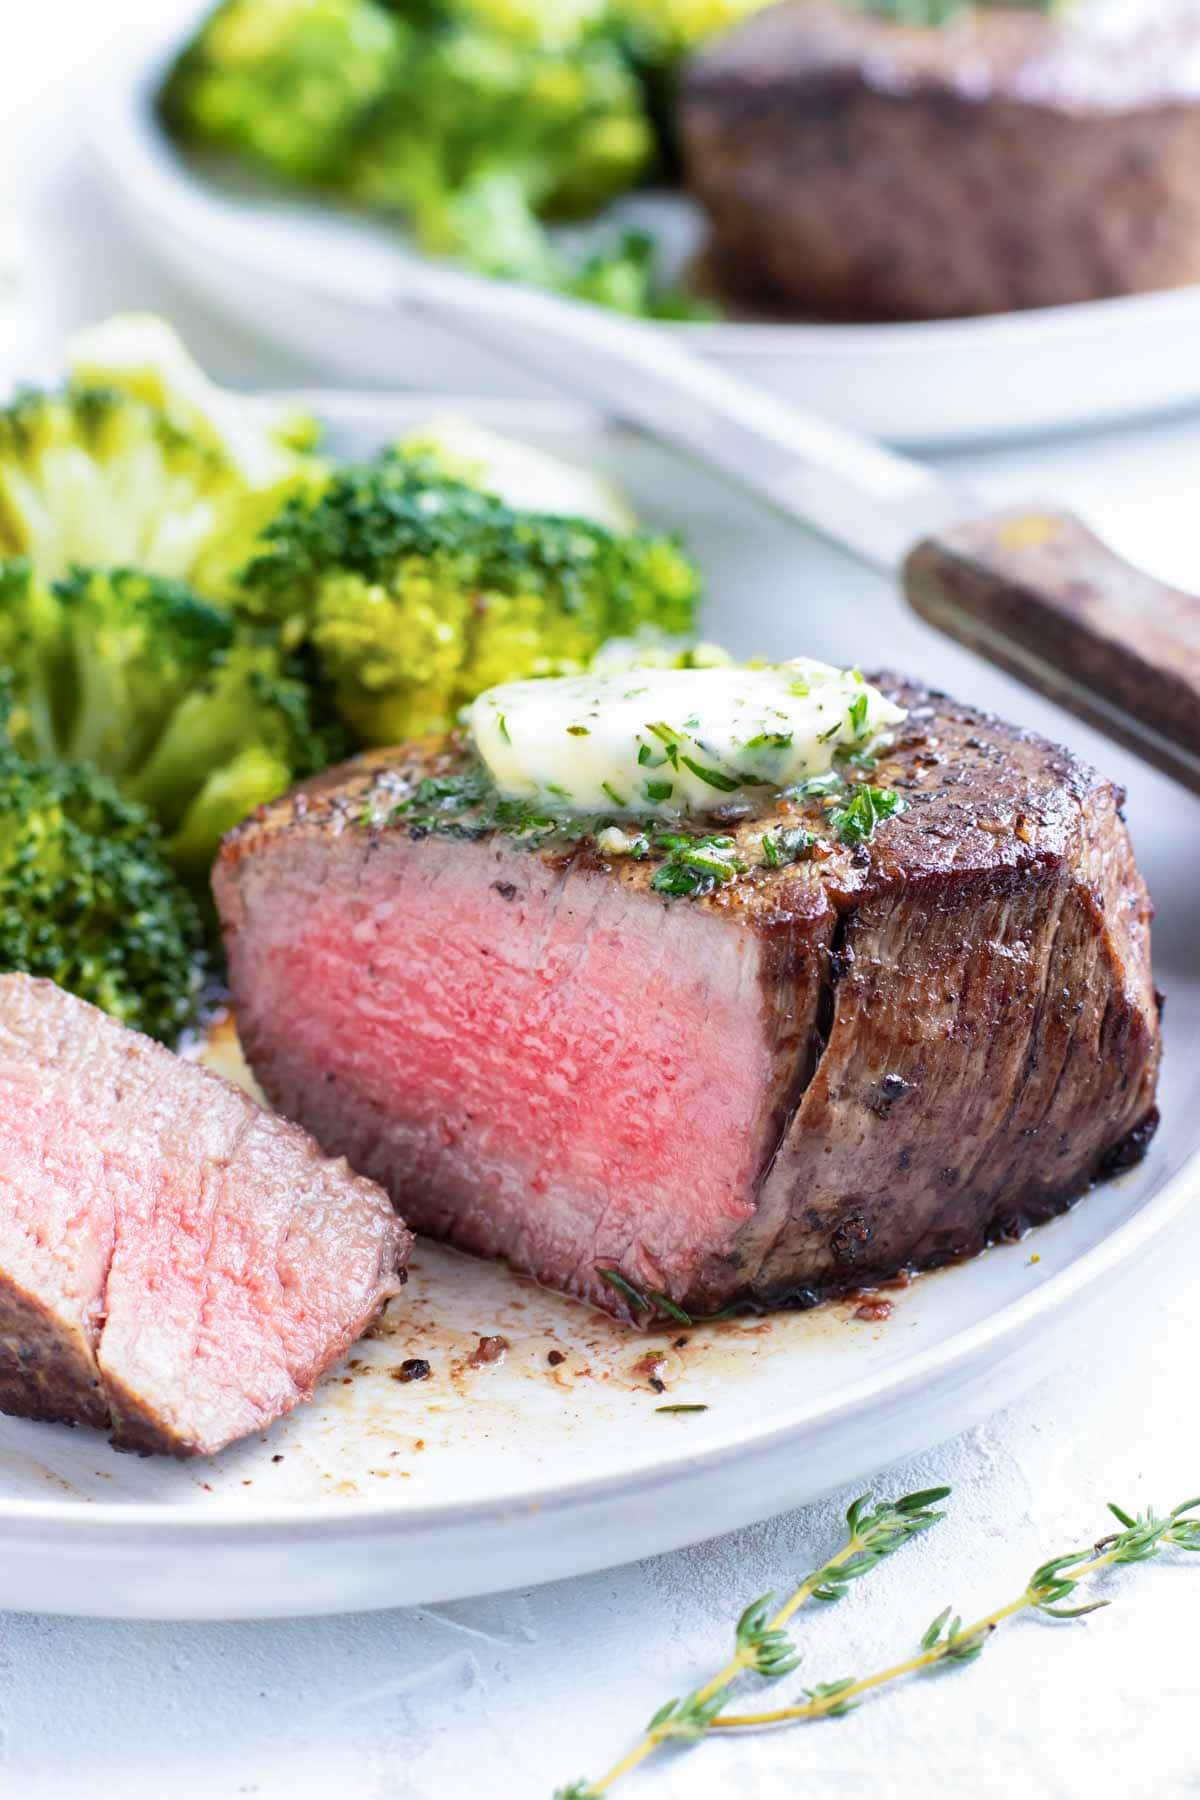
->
xmin=91 ymin=5 xmax=1200 ymax=450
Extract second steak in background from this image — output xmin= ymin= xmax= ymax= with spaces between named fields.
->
xmin=682 ymin=0 xmax=1200 ymax=320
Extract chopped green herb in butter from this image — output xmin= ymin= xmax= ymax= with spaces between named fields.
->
xmin=469 ymin=661 xmax=905 ymax=821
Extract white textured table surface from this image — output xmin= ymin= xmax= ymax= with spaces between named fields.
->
xmin=5 ymin=6 xmax=1200 ymax=1797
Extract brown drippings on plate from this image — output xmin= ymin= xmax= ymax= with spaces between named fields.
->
xmin=393 ymin=1358 xmax=432 ymax=1383
xmin=631 ymin=1351 xmax=669 ymax=1391
xmin=850 ymin=1291 xmax=893 ymax=1323
xmin=468 ymin=1334 xmax=509 ymax=1368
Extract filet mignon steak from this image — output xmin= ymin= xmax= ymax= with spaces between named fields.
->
xmin=682 ymin=1 xmax=1200 ymax=320
xmin=214 ymin=679 xmax=1160 ymax=1324
xmin=0 ymin=974 xmax=410 ymax=1456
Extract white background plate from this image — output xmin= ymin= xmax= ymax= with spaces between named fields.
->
xmin=0 ymin=392 xmax=1194 ymax=1620
xmin=91 ymin=4 xmax=1200 ymax=449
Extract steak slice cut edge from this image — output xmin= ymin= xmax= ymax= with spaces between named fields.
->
xmin=0 ymin=974 xmax=411 ymax=1456
xmin=214 ymin=678 xmax=1160 ymax=1324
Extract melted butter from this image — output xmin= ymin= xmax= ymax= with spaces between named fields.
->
xmin=469 ymin=660 xmax=906 ymax=820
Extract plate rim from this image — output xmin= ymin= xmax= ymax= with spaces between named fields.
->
xmin=0 ymin=1147 xmax=1191 ymax=1542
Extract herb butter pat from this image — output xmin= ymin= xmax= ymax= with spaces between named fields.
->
xmin=468 ymin=661 xmax=906 ymax=818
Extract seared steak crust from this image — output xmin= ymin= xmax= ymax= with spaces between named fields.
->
xmin=682 ymin=1 xmax=1200 ymax=320
xmin=215 ymin=679 xmax=1160 ymax=1323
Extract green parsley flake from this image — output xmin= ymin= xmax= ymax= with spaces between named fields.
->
xmin=679 ymin=755 xmax=741 ymax=793
xmin=831 ymin=785 xmax=905 ymax=846
xmin=761 ymin=826 xmax=814 ymax=869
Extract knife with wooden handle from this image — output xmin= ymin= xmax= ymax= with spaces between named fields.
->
xmin=903 ymin=508 xmax=1200 ymax=790
xmin=391 ymin=264 xmax=1200 ymax=790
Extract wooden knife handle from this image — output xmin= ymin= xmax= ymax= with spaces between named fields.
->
xmin=903 ymin=506 xmax=1200 ymax=792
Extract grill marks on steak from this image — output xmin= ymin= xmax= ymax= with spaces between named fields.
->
xmin=0 ymin=975 xmax=410 ymax=1455
xmin=214 ymin=681 xmax=1160 ymax=1323
xmin=682 ymin=1 xmax=1200 ymax=321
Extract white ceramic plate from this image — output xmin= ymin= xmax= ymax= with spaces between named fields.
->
xmin=0 ymin=391 xmax=1194 ymax=1620
xmin=91 ymin=5 xmax=1200 ymax=449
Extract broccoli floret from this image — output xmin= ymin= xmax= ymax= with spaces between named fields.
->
xmin=384 ymin=0 xmax=608 ymax=49
xmin=0 ymin=386 xmax=238 ymax=586
xmin=563 ymin=228 xmax=715 ymax=319
xmin=163 ymin=0 xmax=658 ymax=301
xmin=0 ymin=317 xmax=324 ymax=595
xmin=0 ymin=717 xmax=204 ymax=1043
xmin=0 ymin=385 xmax=316 ymax=597
xmin=0 ymin=563 xmax=345 ymax=880
xmin=0 ymin=559 xmax=66 ymax=759
xmin=237 ymin=450 xmax=701 ymax=742
xmin=160 ymin=0 xmax=403 ymax=184
xmin=166 ymin=744 xmax=299 ymax=876
xmin=345 ymin=23 xmax=652 ymax=258
xmin=54 ymin=567 xmax=234 ymax=776
xmin=128 ymin=632 xmax=347 ymax=875
xmin=608 ymin=0 xmax=773 ymax=68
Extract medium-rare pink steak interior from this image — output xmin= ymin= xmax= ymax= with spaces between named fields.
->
xmin=0 ymin=974 xmax=411 ymax=1456
xmin=214 ymin=677 xmax=1161 ymax=1326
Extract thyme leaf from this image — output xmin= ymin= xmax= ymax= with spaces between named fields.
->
xmin=596 ymin=1268 xmax=692 ymax=1325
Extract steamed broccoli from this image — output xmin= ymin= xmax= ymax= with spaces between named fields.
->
xmin=161 ymin=0 xmax=668 ymax=305
xmin=0 ymin=317 xmax=323 ymax=595
xmin=160 ymin=0 xmax=402 ymax=184
xmin=0 ymin=319 xmax=703 ymax=871
xmin=0 ymin=385 xmax=240 ymax=586
xmin=54 ymin=567 xmax=233 ymax=777
xmin=344 ymin=22 xmax=652 ymax=263
xmin=0 ymin=564 xmax=346 ymax=880
xmin=608 ymin=0 xmax=772 ymax=67
xmin=0 ymin=709 xmax=204 ymax=1043
xmin=237 ymin=448 xmax=701 ymax=741
xmin=0 ymin=559 xmax=65 ymax=759
xmin=389 ymin=0 xmax=608 ymax=48
xmin=127 ymin=629 xmax=347 ymax=877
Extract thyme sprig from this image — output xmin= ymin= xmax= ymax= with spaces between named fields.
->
xmin=597 ymin=1267 xmax=693 ymax=1326
xmin=555 ymin=1485 xmax=948 ymax=1797
xmin=711 ymin=1496 xmax=1200 ymax=1731
xmin=555 ymin=1493 xmax=1199 ymax=1796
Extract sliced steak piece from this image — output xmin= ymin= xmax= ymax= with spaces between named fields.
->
xmin=0 ymin=974 xmax=410 ymax=1456
xmin=682 ymin=1 xmax=1200 ymax=320
xmin=214 ymin=679 xmax=1160 ymax=1324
